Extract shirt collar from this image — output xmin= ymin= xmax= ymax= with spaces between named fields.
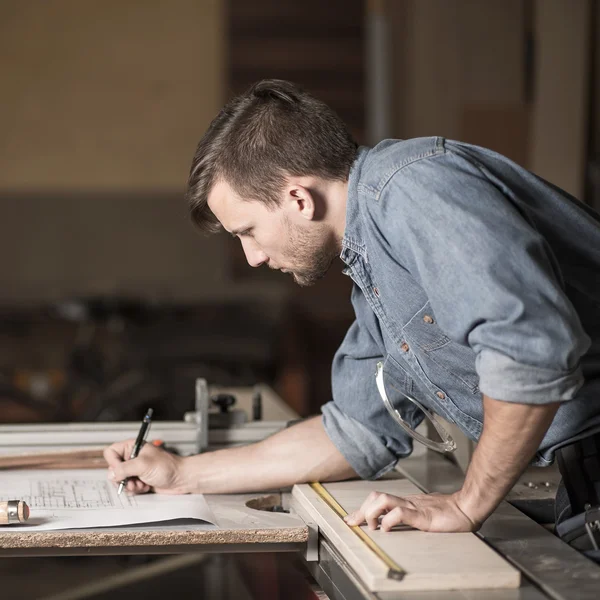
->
xmin=341 ymin=146 xmax=370 ymax=265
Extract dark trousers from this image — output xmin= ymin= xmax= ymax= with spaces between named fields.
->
xmin=554 ymin=432 xmax=600 ymax=561
xmin=556 ymin=431 xmax=600 ymax=520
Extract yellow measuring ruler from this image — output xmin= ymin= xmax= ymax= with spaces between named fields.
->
xmin=310 ymin=482 xmax=405 ymax=581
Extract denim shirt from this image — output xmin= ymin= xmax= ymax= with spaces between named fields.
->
xmin=321 ymin=137 xmax=600 ymax=479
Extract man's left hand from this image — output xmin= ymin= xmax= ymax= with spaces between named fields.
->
xmin=344 ymin=490 xmax=479 ymax=533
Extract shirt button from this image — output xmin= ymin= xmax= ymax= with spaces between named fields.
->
xmin=401 ymin=343 xmax=410 ymax=352
xmin=436 ymin=391 xmax=446 ymax=400
xmin=373 ymin=287 xmax=380 ymax=297
xmin=423 ymin=315 xmax=434 ymax=324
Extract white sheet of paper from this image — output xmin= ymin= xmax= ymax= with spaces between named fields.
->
xmin=0 ymin=469 xmax=217 ymax=531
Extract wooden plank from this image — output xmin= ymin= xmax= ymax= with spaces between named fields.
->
xmin=0 ymin=448 xmax=105 ymax=470
xmin=292 ymin=480 xmax=520 ymax=592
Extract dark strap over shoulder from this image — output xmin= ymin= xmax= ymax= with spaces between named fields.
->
xmin=556 ymin=432 xmax=600 ymax=515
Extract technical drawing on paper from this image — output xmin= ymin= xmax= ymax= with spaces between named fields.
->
xmin=0 ymin=469 xmax=215 ymax=531
xmin=0 ymin=478 xmax=137 ymax=509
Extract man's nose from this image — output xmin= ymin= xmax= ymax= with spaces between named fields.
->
xmin=241 ymin=238 xmax=267 ymax=268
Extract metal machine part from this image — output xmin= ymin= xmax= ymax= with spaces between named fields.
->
xmin=375 ymin=361 xmax=456 ymax=454
xmin=0 ymin=379 xmax=289 ymax=457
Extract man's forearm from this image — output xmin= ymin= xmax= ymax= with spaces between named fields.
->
xmin=455 ymin=395 xmax=560 ymax=525
xmin=176 ymin=415 xmax=357 ymax=494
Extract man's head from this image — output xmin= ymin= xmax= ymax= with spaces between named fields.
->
xmin=186 ymin=79 xmax=358 ymax=286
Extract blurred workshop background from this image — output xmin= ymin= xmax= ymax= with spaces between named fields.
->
xmin=0 ymin=1 xmax=599 ymax=599
xmin=0 ymin=0 xmax=597 ymax=437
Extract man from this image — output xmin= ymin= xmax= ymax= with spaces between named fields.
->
xmin=105 ymin=80 xmax=600 ymax=555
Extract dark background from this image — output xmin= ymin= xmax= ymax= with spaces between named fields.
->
xmin=0 ymin=0 xmax=598 ymax=425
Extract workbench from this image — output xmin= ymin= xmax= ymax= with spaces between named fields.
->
xmin=1 ymin=382 xmax=599 ymax=600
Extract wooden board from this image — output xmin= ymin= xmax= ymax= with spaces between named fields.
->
xmin=292 ymin=480 xmax=520 ymax=592
xmin=0 ymin=493 xmax=307 ymax=554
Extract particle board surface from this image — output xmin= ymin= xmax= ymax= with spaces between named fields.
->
xmin=0 ymin=493 xmax=307 ymax=552
xmin=292 ymin=480 xmax=520 ymax=592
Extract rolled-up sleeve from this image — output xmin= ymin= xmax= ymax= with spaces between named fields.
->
xmin=322 ymin=286 xmax=415 ymax=479
xmin=377 ymin=151 xmax=590 ymax=404
xmin=322 ymin=402 xmax=398 ymax=479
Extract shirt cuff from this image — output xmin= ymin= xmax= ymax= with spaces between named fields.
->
xmin=476 ymin=348 xmax=584 ymax=404
xmin=321 ymin=400 xmax=399 ymax=479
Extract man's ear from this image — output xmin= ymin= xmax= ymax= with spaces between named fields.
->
xmin=287 ymin=185 xmax=315 ymax=221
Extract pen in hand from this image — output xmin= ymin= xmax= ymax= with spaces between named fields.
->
xmin=118 ymin=408 xmax=153 ymax=495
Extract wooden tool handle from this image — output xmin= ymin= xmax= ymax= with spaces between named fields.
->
xmin=0 ymin=500 xmax=30 ymax=525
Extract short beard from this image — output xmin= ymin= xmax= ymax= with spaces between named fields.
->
xmin=284 ymin=218 xmax=338 ymax=287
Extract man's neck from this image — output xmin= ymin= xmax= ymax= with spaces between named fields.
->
xmin=326 ymin=179 xmax=349 ymax=249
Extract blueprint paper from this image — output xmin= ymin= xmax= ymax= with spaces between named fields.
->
xmin=0 ymin=469 xmax=217 ymax=531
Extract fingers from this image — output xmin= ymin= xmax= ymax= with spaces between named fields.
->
xmin=127 ymin=478 xmax=150 ymax=495
xmin=105 ymin=440 xmax=157 ymax=487
xmin=106 ymin=472 xmax=150 ymax=496
xmin=109 ymin=455 xmax=146 ymax=483
xmin=105 ymin=440 xmax=136 ymax=490
xmin=106 ymin=460 xmax=151 ymax=495
xmin=343 ymin=491 xmax=477 ymax=533
xmin=344 ymin=490 xmax=379 ymax=526
xmin=366 ymin=494 xmax=411 ymax=530
xmin=345 ymin=492 xmax=408 ymax=530
xmin=365 ymin=494 xmax=389 ymax=530
xmin=344 ymin=492 xmax=424 ymax=531
xmin=105 ymin=440 xmax=165 ymax=495
xmin=380 ymin=506 xmax=424 ymax=531
xmin=103 ymin=439 xmax=135 ymax=469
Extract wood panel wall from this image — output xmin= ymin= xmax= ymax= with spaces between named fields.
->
xmin=228 ymin=0 xmax=366 ymax=142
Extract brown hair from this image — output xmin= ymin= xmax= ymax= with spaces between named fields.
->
xmin=186 ymin=79 xmax=358 ymax=233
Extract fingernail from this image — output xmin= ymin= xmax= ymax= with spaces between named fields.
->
xmin=108 ymin=470 xmax=115 ymax=480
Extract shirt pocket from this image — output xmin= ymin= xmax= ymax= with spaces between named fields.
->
xmin=403 ymin=301 xmax=480 ymax=393
xmin=390 ymin=350 xmax=483 ymax=440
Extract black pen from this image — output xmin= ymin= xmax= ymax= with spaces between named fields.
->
xmin=118 ymin=408 xmax=153 ymax=495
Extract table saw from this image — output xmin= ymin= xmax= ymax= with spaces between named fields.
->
xmin=0 ymin=379 xmax=598 ymax=600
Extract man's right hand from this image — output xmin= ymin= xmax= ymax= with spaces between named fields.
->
xmin=104 ymin=439 xmax=188 ymax=495
xmin=104 ymin=416 xmax=356 ymax=496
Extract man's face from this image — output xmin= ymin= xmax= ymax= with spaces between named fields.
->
xmin=207 ymin=180 xmax=338 ymax=286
